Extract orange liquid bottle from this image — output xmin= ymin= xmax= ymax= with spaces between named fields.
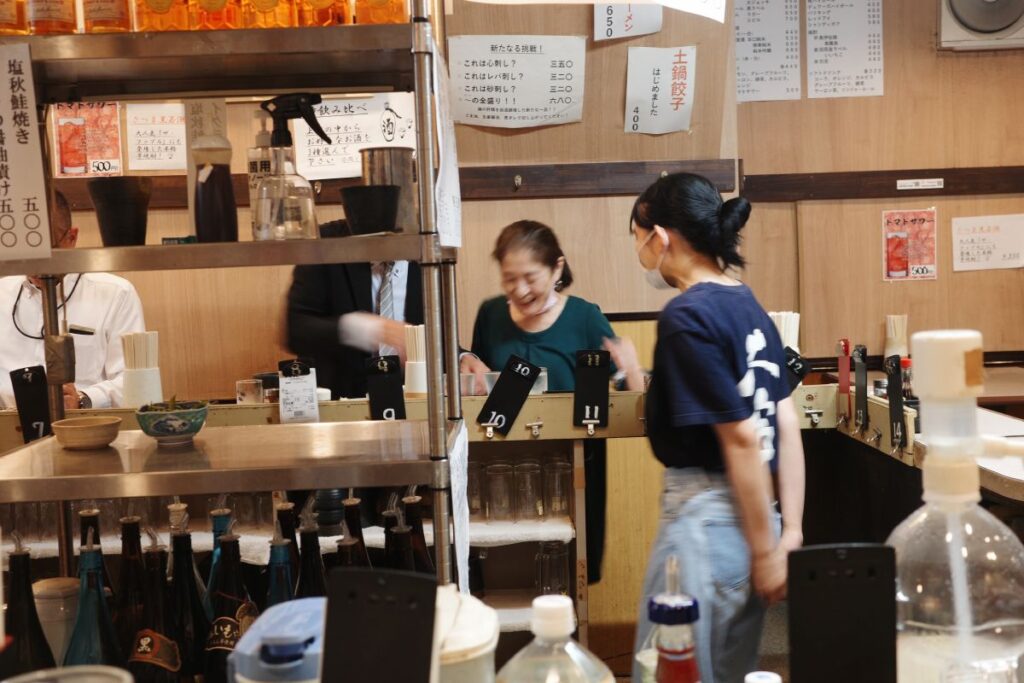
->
xmin=27 ymin=0 xmax=76 ymax=33
xmin=83 ymin=0 xmax=130 ymax=32
xmin=297 ymin=0 xmax=344 ymax=26
xmin=135 ymin=0 xmax=188 ymax=30
xmin=0 ymin=0 xmax=28 ymax=35
xmin=189 ymin=0 xmax=241 ymax=30
xmin=243 ymin=0 xmax=294 ymax=28
xmin=353 ymin=0 xmax=404 ymax=23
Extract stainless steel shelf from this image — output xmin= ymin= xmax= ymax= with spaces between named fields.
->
xmin=0 ymin=233 xmax=429 ymax=276
xmin=0 ymin=420 xmax=441 ymax=503
xmin=14 ymin=25 xmax=414 ymax=102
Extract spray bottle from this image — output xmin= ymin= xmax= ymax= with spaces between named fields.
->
xmin=888 ymin=330 xmax=1024 ymax=682
xmin=247 ymin=111 xmax=272 ymax=239
xmin=253 ymin=93 xmax=332 ymax=241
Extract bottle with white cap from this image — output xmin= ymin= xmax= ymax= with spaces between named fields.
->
xmin=634 ymin=555 xmax=700 ymax=683
xmin=745 ymin=674 xmax=782 ymax=683
xmin=496 ymin=595 xmax=613 ymax=683
xmin=887 ymin=330 xmax=1024 ymax=682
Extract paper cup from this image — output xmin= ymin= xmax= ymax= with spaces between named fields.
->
xmin=122 ymin=367 xmax=163 ymax=409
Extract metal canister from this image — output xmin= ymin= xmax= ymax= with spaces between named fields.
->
xmin=360 ymin=147 xmax=417 ymax=232
xmin=873 ymin=378 xmax=889 ymax=398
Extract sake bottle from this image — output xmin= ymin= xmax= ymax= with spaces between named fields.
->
xmin=295 ymin=497 xmax=327 ymax=598
xmin=169 ymin=514 xmax=210 ymax=681
xmin=77 ymin=504 xmax=114 ymax=597
xmin=204 ymin=523 xmax=258 ymax=683
xmin=64 ymin=528 xmax=124 ymax=666
xmin=3 ymin=531 xmax=56 ymax=675
xmin=275 ymin=501 xmax=301 ymax=582
xmin=265 ymin=520 xmax=294 ymax=609
xmin=336 ymin=519 xmax=370 ymax=568
xmin=402 ymin=487 xmax=434 ymax=574
xmin=112 ymin=515 xmax=146 ymax=657
xmin=342 ymin=490 xmax=372 ymax=567
xmin=203 ymin=497 xmax=232 ymax=620
xmin=127 ymin=528 xmax=182 ymax=682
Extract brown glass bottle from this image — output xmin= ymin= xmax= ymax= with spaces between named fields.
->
xmin=169 ymin=529 xmax=210 ymax=681
xmin=204 ymin=534 xmax=258 ymax=683
xmin=353 ymin=0 xmax=404 ymax=24
xmin=342 ymin=496 xmax=372 ymax=567
xmin=188 ymin=0 xmax=241 ymax=30
xmin=402 ymin=495 xmax=434 ymax=574
xmin=295 ymin=527 xmax=327 ymax=598
xmin=128 ymin=545 xmax=182 ymax=682
xmin=112 ymin=517 xmax=146 ymax=658
xmin=275 ymin=502 xmax=301 ymax=582
xmin=242 ymin=0 xmax=293 ymax=28
xmin=82 ymin=0 xmax=130 ymax=32
xmin=134 ymin=0 xmax=188 ymax=31
xmin=296 ymin=0 xmax=343 ymax=25
xmin=26 ymin=0 xmax=75 ymax=33
xmin=0 ymin=0 xmax=28 ymax=34
xmin=4 ymin=540 xmax=56 ymax=675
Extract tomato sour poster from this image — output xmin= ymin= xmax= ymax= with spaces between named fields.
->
xmin=51 ymin=103 xmax=123 ymax=178
xmin=882 ymin=208 xmax=937 ymax=282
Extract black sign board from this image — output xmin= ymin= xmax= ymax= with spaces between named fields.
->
xmin=853 ymin=345 xmax=869 ymax=431
xmin=10 ymin=366 xmax=51 ymax=444
xmin=366 ymin=355 xmax=406 ymax=421
xmin=476 ymin=355 xmax=540 ymax=437
xmin=573 ymin=350 xmax=610 ymax=429
xmin=784 ymin=346 xmax=809 ymax=391
xmin=883 ymin=355 xmax=906 ymax=450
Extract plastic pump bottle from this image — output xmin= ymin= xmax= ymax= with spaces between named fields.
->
xmin=887 ymin=330 xmax=1024 ymax=682
xmin=496 ymin=595 xmax=613 ymax=683
xmin=635 ymin=555 xmax=700 ymax=683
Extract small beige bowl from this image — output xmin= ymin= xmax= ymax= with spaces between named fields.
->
xmin=52 ymin=416 xmax=122 ymax=450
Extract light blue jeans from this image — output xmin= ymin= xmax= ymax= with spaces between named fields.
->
xmin=632 ymin=468 xmax=780 ymax=683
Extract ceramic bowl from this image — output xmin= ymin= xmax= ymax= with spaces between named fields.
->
xmin=136 ymin=401 xmax=207 ymax=447
xmin=52 ymin=416 xmax=122 ymax=450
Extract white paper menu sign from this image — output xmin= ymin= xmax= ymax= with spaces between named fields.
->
xmin=279 ymin=369 xmax=320 ymax=424
xmin=126 ymin=102 xmax=187 ymax=171
xmin=595 ymin=4 xmax=663 ymax=41
xmin=735 ymin=0 xmax=801 ymax=103
xmin=448 ymin=35 xmax=586 ymax=129
xmin=625 ymin=46 xmax=696 ymax=135
xmin=953 ymin=214 xmax=1024 ymax=272
xmin=0 ymin=44 xmax=50 ymax=262
xmin=433 ymin=47 xmax=463 ymax=249
xmin=468 ymin=0 xmax=723 ymax=23
xmin=806 ymin=0 xmax=884 ymax=99
xmin=293 ymin=93 xmax=416 ymax=182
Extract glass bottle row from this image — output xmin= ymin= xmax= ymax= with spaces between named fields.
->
xmin=0 ymin=0 xmax=407 ymax=35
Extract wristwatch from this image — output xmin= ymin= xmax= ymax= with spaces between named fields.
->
xmin=77 ymin=391 xmax=92 ymax=409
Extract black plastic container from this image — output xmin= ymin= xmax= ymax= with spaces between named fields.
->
xmin=87 ymin=177 xmax=151 ymax=247
xmin=339 ymin=185 xmax=400 ymax=235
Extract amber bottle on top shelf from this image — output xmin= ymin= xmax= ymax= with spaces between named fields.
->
xmin=26 ymin=0 xmax=76 ymax=34
xmin=189 ymin=0 xmax=241 ymax=31
xmin=0 ymin=0 xmax=28 ymax=35
xmin=297 ymin=0 xmax=345 ymax=25
xmin=82 ymin=0 xmax=130 ymax=33
xmin=134 ymin=0 xmax=189 ymax=31
xmin=242 ymin=0 xmax=294 ymax=28
xmin=353 ymin=0 xmax=404 ymax=24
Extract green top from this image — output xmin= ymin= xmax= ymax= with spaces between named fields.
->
xmin=470 ymin=295 xmax=616 ymax=392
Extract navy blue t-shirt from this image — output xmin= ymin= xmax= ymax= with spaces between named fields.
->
xmin=646 ymin=282 xmax=790 ymax=472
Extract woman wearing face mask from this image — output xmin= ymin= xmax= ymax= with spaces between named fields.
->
xmin=463 ymin=219 xmax=644 ymax=582
xmin=630 ymin=174 xmax=805 ymax=683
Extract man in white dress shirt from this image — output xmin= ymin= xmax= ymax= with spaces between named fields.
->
xmin=0 ymin=192 xmax=145 ymax=410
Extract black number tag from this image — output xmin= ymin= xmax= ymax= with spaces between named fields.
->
xmin=784 ymin=347 xmax=809 ymax=391
xmin=476 ymin=355 xmax=540 ymax=437
xmin=853 ymin=345 xmax=869 ymax=430
xmin=884 ymin=355 xmax=905 ymax=450
xmin=573 ymin=350 xmax=610 ymax=428
xmin=366 ymin=356 xmax=406 ymax=421
xmin=10 ymin=366 xmax=51 ymax=444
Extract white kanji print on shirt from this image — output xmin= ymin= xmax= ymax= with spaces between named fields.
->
xmin=736 ymin=329 xmax=782 ymax=463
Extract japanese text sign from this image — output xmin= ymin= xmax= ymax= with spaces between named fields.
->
xmin=51 ymin=102 xmax=122 ymax=177
xmin=735 ymin=0 xmax=801 ymax=102
xmin=807 ymin=0 xmax=884 ymax=99
xmin=594 ymin=4 xmax=662 ymax=42
xmin=126 ymin=102 xmax=187 ymax=171
xmin=625 ymin=45 xmax=696 ymax=135
xmin=468 ymin=0 xmax=723 ymax=24
xmin=952 ymin=213 xmax=1024 ymax=272
xmin=882 ymin=208 xmax=936 ymax=282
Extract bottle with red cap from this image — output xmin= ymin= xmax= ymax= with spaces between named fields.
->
xmin=635 ymin=555 xmax=700 ymax=683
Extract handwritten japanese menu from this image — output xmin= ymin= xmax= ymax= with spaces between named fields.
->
xmin=126 ymin=103 xmax=187 ymax=171
xmin=0 ymin=44 xmax=50 ymax=262
xmin=293 ymin=93 xmax=416 ymax=181
xmin=625 ymin=46 xmax=696 ymax=135
xmin=882 ymin=208 xmax=936 ymax=282
xmin=594 ymin=4 xmax=663 ymax=42
xmin=953 ymin=214 xmax=1024 ymax=272
xmin=434 ymin=48 xmax=462 ymax=248
xmin=806 ymin=0 xmax=884 ymax=99
xmin=448 ymin=35 xmax=586 ymax=129
xmin=467 ymin=0 xmax=724 ymax=23
xmin=51 ymin=103 xmax=122 ymax=177
xmin=734 ymin=0 xmax=801 ymax=103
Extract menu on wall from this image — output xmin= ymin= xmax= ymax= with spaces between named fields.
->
xmin=0 ymin=44 xmax=50 ymax=262
xmin=624 ymin=46 xmax=696 ymax=135
xmin=806 ymin=0 xmax=884 ymax=99
xmin=433 ymin=48 xmax=462 ymax=249
xmin=448 ymin=35 xmax=586 ymax=129
xmin=126 ymin=102 xmax=187 ymax=171
xmin=51 ymin=103 xmax=122 ymax=177
xmin=953 ymin=214 xmax=1024 ymax=272
xmin=467 ymin=0 xmax=724 ymax=23
xmin=734 ymin=0 xmax=801 ymax=103
xmin=594 ymin=4 xmax=663 ymax=42
xmin=293 ymin=92 xmax=416 ymax=181
xmin=882 ymin=208 xmax=937 ymax=282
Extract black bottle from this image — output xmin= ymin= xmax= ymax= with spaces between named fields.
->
xmin=295 ymin=500 xmax=327 ymax=598
xmin=78 ymin=505 xmax=114 ymax=597
xmin=384 ymin=509 xmax=416 ymax=572
xmin=342 ymin=494 xmax=372 ymax=566
xmin=204 ymin=528 xmax=258 ymax=683
xmin=402 ymin=495 xmax=434 ymax=574
xmin=128 ymin=531 xmax=182 ymax=682
xmin=169 ymin=518 xmax=210 ymax=681
xmin=112 ymin=516 xmax=146 ymax=657
xmin=3 ymin=532 xmax=56 ymax=675
xmin=64 ymin=528 xmax=124 ymax=666
xmin=275 ymin=502 xmax=301 ymax=582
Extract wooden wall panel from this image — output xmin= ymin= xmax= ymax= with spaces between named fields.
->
xmin=742 ymin=202 xmax=799 ymax=312
xmin=797 ymin=195 xmax=1024 ymax=358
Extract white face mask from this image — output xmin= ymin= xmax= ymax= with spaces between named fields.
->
xmin=508 ymin=290 xmax=559 ymax=318
xmin=637 ymin=229 xmax=675 ymax=290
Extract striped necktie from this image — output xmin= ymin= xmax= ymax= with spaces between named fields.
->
xmin=376 ymin=261 xmax=395 ymax=321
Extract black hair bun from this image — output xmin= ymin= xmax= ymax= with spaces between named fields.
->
xmin=719 ymin=197 xmax=752 ymax=236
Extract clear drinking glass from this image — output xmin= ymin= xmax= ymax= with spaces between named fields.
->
xmin=468 ymin=461 xmax=485 ymax=520
xmin=486 ymin=463 xmax=514 ymax=522
xmin=236 ymin=378 xmax=264 ymax=404
xmin=536 ymin=541 xmax=570 ymax=596
xmin=544 ymin=461 xmax=572 ymax=518
xmin=515 ymin=462 xmax=544 ymax=521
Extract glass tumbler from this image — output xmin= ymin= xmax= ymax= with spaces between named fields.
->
xmin=544 ymin=461 xmax=572 ymax=518
xmin=515 ymin=462 xmax=544 ymax=521
xmin=536 ymin=541 xmax=570 ymax=596
xmin=486 ymin=463 xmax=514 ymax=522
xmin=236 ymin=378 xmax=264 ymax=404
xmin=468 ymin=461 xmax=485 ymax=520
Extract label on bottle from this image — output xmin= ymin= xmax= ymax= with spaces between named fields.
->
xmin=84 ymin=0 xmax=125 ymax=21
xmin=144 ymin=0 xmax=174 ymax=14
xmin=205 ymin=600 xmax=259 ymax=652
xmin=28 ymin=0 xmax=74 ymax=23
xmin=198 ymin=0 xmax=226 ymax=11
xmin=0 ymin=0 xmax=19 ymax=25
xmin=250 ymin=0 xmax=278 ymax=11
xmin=129 ymin=629 xmax=182 ymax=672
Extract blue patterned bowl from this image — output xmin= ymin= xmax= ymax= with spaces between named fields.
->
xmin=136 ymin=401 xmax=207 ymax=447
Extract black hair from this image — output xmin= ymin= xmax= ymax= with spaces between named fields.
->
xmin=630 ymin=172 xmax=751 ymax=270
xmin=493 ymin=220 xmax=575 ymax=291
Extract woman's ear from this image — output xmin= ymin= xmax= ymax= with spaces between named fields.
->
xmin=553 ymin=256 xmax=565 ymax=283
